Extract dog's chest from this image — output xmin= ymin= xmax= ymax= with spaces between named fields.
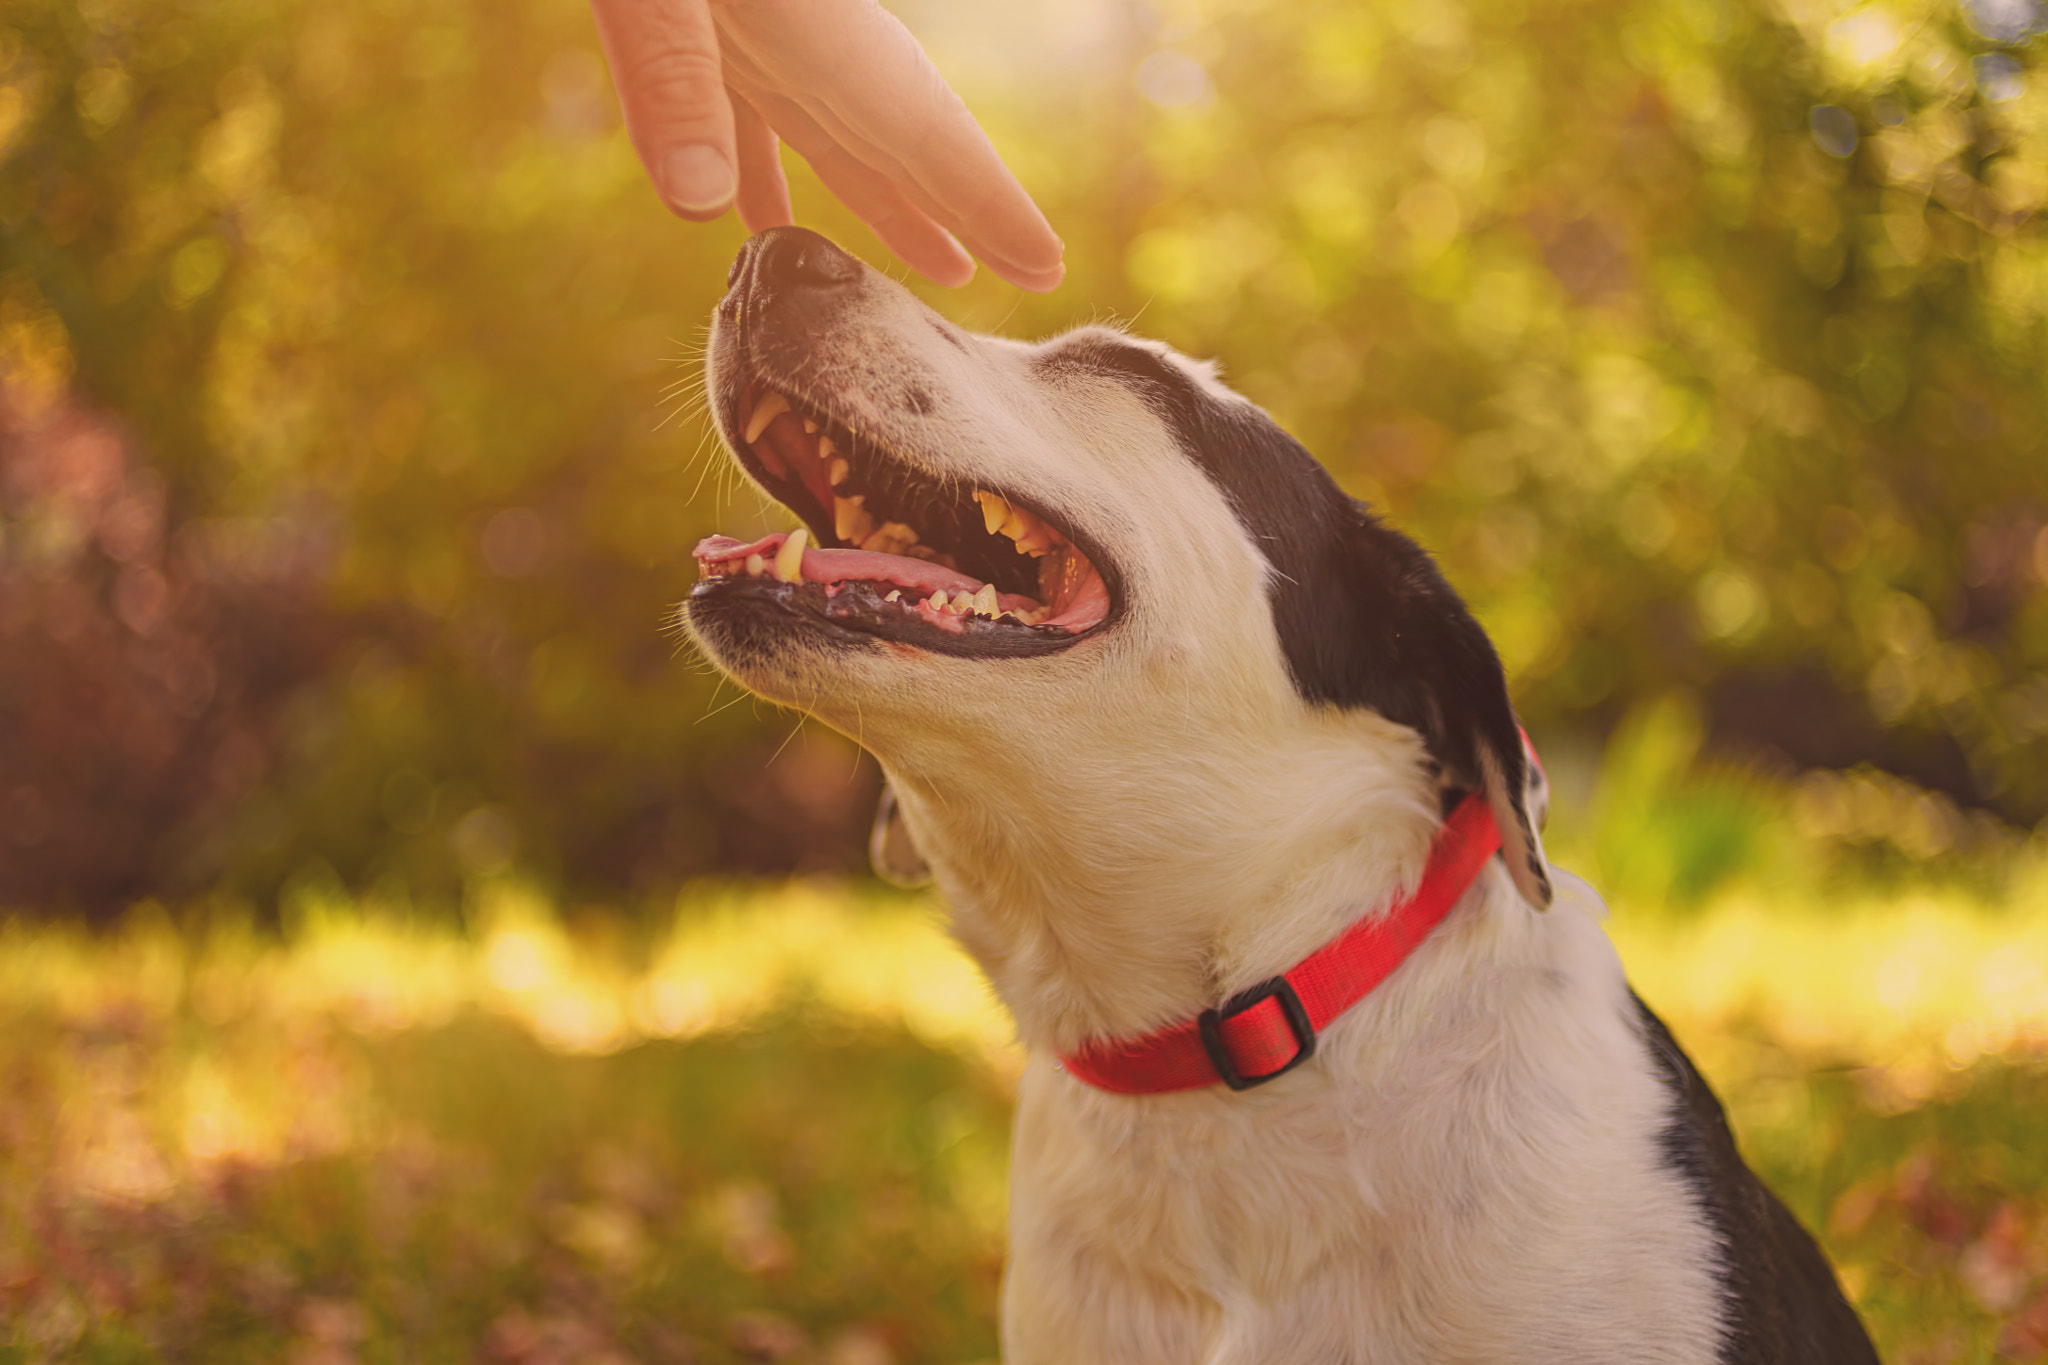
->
xmin=999 ymin=930 xmax=1728 ymax=1364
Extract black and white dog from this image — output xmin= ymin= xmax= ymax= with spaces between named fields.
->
xmin=685 ymin=228 xmax=1879 ymax=1364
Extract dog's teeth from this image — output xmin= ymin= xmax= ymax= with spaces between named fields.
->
xmin=990 ymin=503 xmax=1056 ymax=556
xmin=1012 ymin=512 xmax=1051 ymax=554
xmin=803 ymin=418 xmax=817 ymax=434
xmin=744 ymin=392 xmax=791 ymax=444
xmin=861 ymin=522 xmax=917 ymax=555
xmin=969 ymin=583 xmax=1001 ymax=617
xmin=834 ymin=495 xmax=873 ymax=543
xmin=773 ymin=527 xmax=808 ymax=583
xmin=745 ymin=553 xmax=765 ymax=577
xmin=928 ymin=590 xmax=948 ymax=610
xmin=885 ymin=589 xmax=902 ymax=603
xmin=820 ymin=435 xmax=850 ymax=489
xmin=975 ymin=490 xmax=1008 ymax=535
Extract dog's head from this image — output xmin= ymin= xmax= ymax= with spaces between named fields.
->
xmin=687 ymin=228 xmax=1551 ymax=912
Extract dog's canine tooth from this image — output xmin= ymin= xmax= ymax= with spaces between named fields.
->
xmin=773 ymin=527 xmax=808 ymax=582
xmin=976 ymin=490 xmax=1008 ymax=535
xmin=970 ymin=583 xmax=1001 ymax=617
xmin=802 ymin=418 xmax=817 ymax=434
xmin=745 ymin=391 xmax=791 ymax=444
xmin=827 ymin=457 xmax=850 ymax=487
xmin=745 ymin=553 xmax=765 ymax=577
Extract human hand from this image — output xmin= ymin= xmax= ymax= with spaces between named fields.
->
xmin=589 ymin=0 xmax=1064 ymax=291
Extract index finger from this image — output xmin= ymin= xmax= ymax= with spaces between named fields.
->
xmin=716 ymin=0 xmax=1064 ymax=287
xmin=591 ymin=0 xmax=738 ymax=218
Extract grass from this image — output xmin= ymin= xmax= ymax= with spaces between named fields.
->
xmin=3 ymin=865 xmax=2047 ymax=1363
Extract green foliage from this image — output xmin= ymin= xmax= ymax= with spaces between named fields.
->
xmin=3 ymin=1011 xmax=1011 ymax=1361
xmin=982 ymin=0 xmax=2048 ymax=816
xmin=3 ymin=886 xmax=2046 ymax=1360
xmin=1733 ymin=1030 xmax=2048 ymax=1362
xmin=1581 ymin=696 xmax=1790 ymax=905
xmin=3 ymin=0 xmax=2047 ymax=907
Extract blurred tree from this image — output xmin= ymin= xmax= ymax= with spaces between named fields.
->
xmin=2 ymin=0 xmax=2045 ymax=914
xmin=0 ymin=0 xmax=877 ymax=914
xmin=941 ymin=0 xmax=2048 ymax=823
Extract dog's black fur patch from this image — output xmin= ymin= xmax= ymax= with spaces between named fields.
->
xmin=1633 ymin=993 xmax=1881 ymax=1364
xmin=1042 ymin=333 xmax=1535 ymax=860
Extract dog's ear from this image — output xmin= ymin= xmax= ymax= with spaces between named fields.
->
xmin=1523 ymin=742 xmax=1551 ymax=833
xmin=1467 ymin=718 xmax=1553 ymax=912
xmin=1276 ymin=501 xmax=1553 ymax=911
xmin=869 ymin=781 xmax=932 ymax=888
xmin=1401 ymin=585 xmax=1552 ymax=912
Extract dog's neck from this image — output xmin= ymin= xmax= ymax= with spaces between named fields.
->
xmin=882 ymin=708 xmax=1443 ymax=1053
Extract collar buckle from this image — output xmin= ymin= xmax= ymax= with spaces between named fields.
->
xmin=1198 ymin=976 xmax=1317 ymax=1091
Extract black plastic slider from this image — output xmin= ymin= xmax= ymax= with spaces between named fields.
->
xmin=1197 ymin=976 xmax=1317 ymax=1091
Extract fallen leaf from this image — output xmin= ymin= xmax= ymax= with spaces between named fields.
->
xmin=2000 ymin=1287 xmax=2048 ymax=1362
xmin=730 ymin=1310 xmax=808 ymax=1362
xmin=1962 ymin=1202 xmax=2034 ymax=1313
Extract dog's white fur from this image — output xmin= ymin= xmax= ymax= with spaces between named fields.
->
xmin=694 ymin=259 xmax=1731 ymax=1362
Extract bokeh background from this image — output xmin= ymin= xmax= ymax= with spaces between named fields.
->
xmin=3 ymin=0 xmax=2048 ymax=1359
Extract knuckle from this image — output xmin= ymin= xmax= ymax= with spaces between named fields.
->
xmin=618 ymin=41 xmax=729 ymax=118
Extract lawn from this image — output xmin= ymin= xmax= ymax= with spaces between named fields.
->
xmin=3 ymin=872 xmax=2046 ymax=1364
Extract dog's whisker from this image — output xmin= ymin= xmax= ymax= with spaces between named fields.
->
xmin=696 ymin=682 xmax=751 ymax=724
xmin=765 ymin=709 xmax=809 ymax=766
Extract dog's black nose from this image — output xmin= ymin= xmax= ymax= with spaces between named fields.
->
xmin=726 ymin=227 xmax=862 ymax=306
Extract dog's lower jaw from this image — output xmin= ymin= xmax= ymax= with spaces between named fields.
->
xmin=997 ymin=870 xmax=1730 ymax=1365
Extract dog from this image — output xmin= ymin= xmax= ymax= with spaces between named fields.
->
xmin=684 ymin=227 xmax=1880 ymax=1364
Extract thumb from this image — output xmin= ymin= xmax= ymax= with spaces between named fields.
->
xmin=590 ymin=0 xmax=738 ymax=219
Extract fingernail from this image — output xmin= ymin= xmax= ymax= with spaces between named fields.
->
xmin=661 ymin=145 xmax=735 ymax=216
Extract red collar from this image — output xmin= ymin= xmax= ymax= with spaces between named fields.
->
xmin=1056 ymin=791 xmax=1504 ymax=1095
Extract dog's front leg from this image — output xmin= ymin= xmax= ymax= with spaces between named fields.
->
xmin=1003 ymin=1060 xmax=1221 ymax=1365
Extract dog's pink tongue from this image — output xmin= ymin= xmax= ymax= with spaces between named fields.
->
xmin=693 ymin=533 xmax=982 ymax=598
xmin=1046 ymin=567 xmax=1110 ymax=630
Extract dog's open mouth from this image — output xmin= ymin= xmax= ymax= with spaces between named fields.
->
xmin=691 ymin=384 xmax=1113 ymax=653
